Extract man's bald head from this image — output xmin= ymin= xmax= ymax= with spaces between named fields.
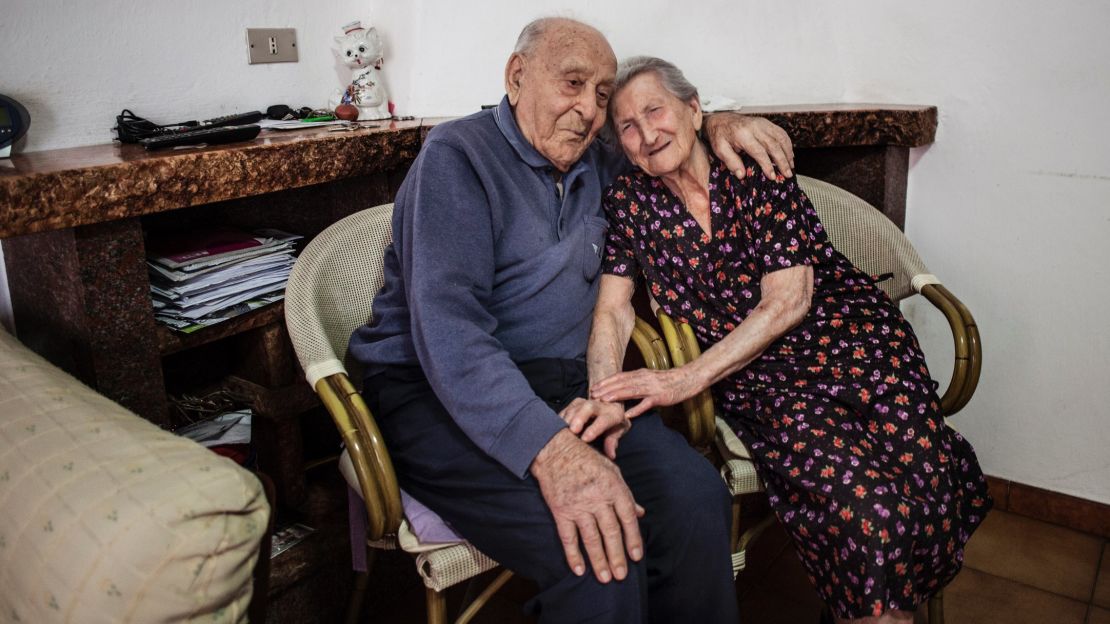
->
xmin=514 ymin=17 xmax=606 ymax=55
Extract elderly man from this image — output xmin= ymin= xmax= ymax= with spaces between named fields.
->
xmin=349 ymin=17 xmax=793 ymax=623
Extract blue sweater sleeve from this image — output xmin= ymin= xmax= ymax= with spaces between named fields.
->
xmin=399 ymin=140 xmax=567 ymax=478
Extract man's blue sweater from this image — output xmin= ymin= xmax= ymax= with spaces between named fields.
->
xmin=349 ymin=96 xmax=624 ymax=478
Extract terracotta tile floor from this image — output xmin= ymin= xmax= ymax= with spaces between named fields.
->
xmin=367 ymin=509 xmax=1109 ymax=623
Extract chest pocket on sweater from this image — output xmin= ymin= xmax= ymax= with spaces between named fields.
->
xmin=582 ymin=215 xmax=609 ymax=281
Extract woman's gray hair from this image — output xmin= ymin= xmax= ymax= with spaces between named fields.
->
xmin=614 ymin=56 xmax=699 ymax=104
xmin=603 ymin=56 xmax=699 ymax=143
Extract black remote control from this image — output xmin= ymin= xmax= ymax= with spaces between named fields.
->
xmin=139 ymin=124 xmax=261 ymax=150
xmin=198 ymin=111 xmax=264 ymax=127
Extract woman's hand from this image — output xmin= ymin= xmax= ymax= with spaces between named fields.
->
xmin=590 ymin=366 xmax=708 ymax=419
xmin=559 ymin=398 xmax=631 ymax=460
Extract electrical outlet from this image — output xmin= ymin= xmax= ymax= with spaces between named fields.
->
xmin=246 ymin=28 xmax=298 ymax=64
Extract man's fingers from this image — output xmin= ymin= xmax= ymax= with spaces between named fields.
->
xmin=596 ymin=507 xmax=629 ymax=581
xmin=566 ymin=409 xmax=593 ymax=434
xmin=745 ymin=138 xmax=776 ymax=180
xmin=614 ymin=497 xmax=644 ymax=563
xmin=555 ymin=518 xmax=586 ymax=577
xmin=603 ymin=432 xmax=621 ymax=460
xmin=775 ymin=126 xmax=796 ymax=171
xmin=764 ymin=132 xmax=793 ymax=178
xmin=712 ymin=136 xmax=746 ymax=179
xmin=581 ymin=413 xmax=619 ymax=443
xmin=559 ymin=399 xmax=593 ymax=434
xmin=576 ymin=518 xmax=612 ymax=583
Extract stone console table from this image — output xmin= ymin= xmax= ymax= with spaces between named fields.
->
xmin=0 ymin=105 xmax=935 ymax=504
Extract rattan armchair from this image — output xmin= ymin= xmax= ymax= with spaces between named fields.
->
xmin=285 ymin=204 xmax=506 ymax=624
xmin=657 ymin=176 xmax=982 ymax=624
xmin=285 ymin=203 xmax=675 ymax=624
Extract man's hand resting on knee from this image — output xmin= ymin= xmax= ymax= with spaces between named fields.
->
xmin=531 ymin=429 xmax=645 ymax=584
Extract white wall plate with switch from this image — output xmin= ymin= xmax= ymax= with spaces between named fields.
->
xmin=246 ymin=28 xmax=298 ymax=64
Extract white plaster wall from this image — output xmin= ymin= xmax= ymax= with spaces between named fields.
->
xmin=0 ymin=0 xmax=372 ymax=151
xmin=369 ymin=0 xmax=1110 ymax=503
xmin=0 ymin=0 xmax=373 ymax=331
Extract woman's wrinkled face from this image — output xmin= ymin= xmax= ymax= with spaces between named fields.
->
xmin=611 ymin=72 xmax=702 ymax=178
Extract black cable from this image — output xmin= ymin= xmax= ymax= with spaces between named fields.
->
xmin=113 ymin=109 xmax=197 ymax=143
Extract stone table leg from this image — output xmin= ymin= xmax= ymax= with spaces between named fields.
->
xmin=4 ymin=218 xmax=170 ymax=425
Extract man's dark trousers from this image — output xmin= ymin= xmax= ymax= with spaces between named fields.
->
xmin=364 ymin=359 xmax=738 ymax=623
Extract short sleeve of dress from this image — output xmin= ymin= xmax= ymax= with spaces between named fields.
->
xmin=601 ymin=180 xmax=640 ymax=278
xmin=745 ymin=164 xmax=832 ymax=274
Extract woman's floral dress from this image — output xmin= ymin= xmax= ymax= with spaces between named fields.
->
xmin=601 ymin=153 xmax=991 ymax=618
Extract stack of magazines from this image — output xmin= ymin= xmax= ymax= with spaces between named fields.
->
xmin=147 ymin=226 xmax=302 ymax=333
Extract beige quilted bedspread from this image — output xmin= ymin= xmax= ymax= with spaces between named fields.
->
xmin=0 ymin=329 xmax=269 ymax=623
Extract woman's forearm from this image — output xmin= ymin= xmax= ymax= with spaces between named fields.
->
xmin=587 ymin=276 xmax=638 ymax=389
xmin=687 ymin=265 xmax=813 ymax=388
xmin=588 ymin=305 xmax=634 ymax=389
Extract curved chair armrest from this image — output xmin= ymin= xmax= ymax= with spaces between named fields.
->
xmin=656 ymin=311 xmax=716 ymax=448
xmin=918 ymin=283 xmax=982 ymax=416
xmin=631 ymin=316 xmax=672 ymax=371
xmin=316 ymin=372 xmax=404 ymax=540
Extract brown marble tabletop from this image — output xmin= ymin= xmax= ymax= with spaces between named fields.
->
xmin=0 ymin=105 xmax=935 ymax=239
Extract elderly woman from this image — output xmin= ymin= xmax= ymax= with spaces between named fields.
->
xmin=576 ymin=57 xmax=992 ymax=623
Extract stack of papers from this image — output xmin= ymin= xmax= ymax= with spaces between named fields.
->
xmin=147 ymin=226 xmax=302 ymax=332
xmin=175 ymin=410 xmax=252 ymax=447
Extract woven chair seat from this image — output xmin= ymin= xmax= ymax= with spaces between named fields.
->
xmin=713 ymin=416 xmax=764 ymax=496
xmin=414 ymin=542 xmax=501 ymax=593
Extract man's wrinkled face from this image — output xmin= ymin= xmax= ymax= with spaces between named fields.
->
xmin=505 ymin=23 xmax=617 ymax=172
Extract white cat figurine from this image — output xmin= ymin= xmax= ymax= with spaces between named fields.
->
xmin=329 ymin=21 xmax=391 ymax=121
